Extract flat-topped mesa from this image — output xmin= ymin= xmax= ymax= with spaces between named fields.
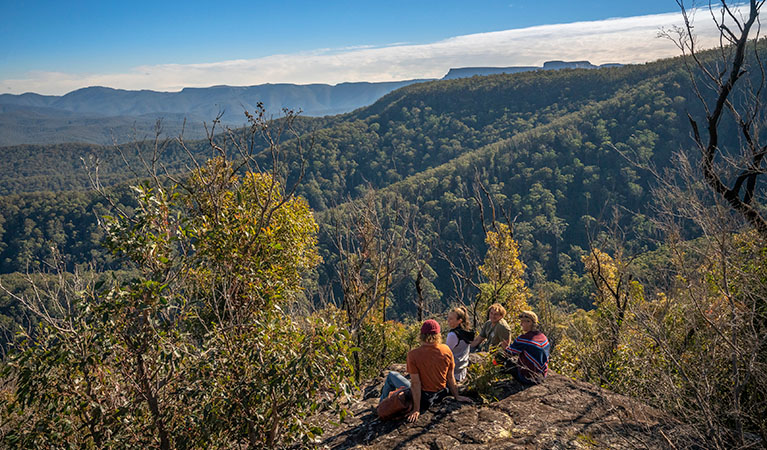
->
xmin=443 ymin=60 xmax=622 ymax=79
xmin=442 ymin=66 xmax=539 ymax=79
xmin=542 ymin=60 xmax=596 ymax=70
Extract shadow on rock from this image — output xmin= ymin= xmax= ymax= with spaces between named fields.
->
xmin=315 ymin=371 xmax=705 ymax=449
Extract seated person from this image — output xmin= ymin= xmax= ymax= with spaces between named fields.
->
xmin=470 ymin=303 xmax=512 ymax=351
xmin=502 ymin=310 xmax=550 ymax=384
xmin=446 ymin=306 xmax=475 ymax=383
xmin=380 ymin=319 xmax=472 ymax=422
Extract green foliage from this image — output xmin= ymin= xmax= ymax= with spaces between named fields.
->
xmin=0 ymin=189 xmax=125 ymax=275
xmin=1 ymin=150 xmax=354 ymax=448
xmin=182 ymin=157 xmax=321 ymax=311
xmin=180 ymin=309 xmax=353 ymax=448
xmin=354 ymin=319 xmax=420 ymax=381
xmin=464 ymin=352 xmax=505 ymax=403
xmin=553 ymin=249 xmax=645 ymax=386
xmin=314 ymin=302 xmax=420 ymax=383
xmin=551 ymin=232 xmax=767 ymax=445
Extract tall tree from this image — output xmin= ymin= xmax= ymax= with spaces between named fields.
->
xmin=668 ymin=0 xmax=767 ymax=237
xmin=329 ymin=189 xmax=412 ymax=381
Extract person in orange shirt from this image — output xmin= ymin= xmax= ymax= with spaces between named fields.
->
xmin=379 ymin=319 xmax=472 ymax=422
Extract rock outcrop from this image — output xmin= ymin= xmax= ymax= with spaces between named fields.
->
xmin=315 ymin=365 xmax=696 ymax=449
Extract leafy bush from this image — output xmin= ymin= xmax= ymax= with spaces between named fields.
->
xmin=356 ymin=318 xmax=420 ymax=380
xmin=464 ymin=352 xmax=506 ymax=403
xmin=1 ymin=134 xmax=356 ymax=448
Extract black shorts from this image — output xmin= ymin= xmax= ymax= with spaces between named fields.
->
xmin=419 ymin=388 xmax=449 ymax=411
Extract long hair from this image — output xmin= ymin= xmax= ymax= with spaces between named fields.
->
xmin=421 ymin=333 xmax=442 ymax=344
xmin=450 ymin=306 xmax=469 ymax=330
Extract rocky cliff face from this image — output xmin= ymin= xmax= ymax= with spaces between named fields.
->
xmin=314 ymin=365 xmax=696 ymax=449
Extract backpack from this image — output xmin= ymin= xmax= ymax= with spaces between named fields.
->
xmin=376 ymin=386 xmax=413 ymax=420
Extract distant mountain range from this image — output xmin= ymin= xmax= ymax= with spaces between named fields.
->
xmin=0 ymin=60 xmax=620 ymax=146
xmin=0 ymin=81 xmax=437 ymax=118
xmin=442 ymin=60 xmax=622 ymax=79
xmin=0 ymin=81 xmax=429 ymax=145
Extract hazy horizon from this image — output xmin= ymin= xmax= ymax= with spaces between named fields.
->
xmin=1 ymin=1 xmax=725 ymax=95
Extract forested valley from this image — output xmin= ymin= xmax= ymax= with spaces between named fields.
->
xmin=0 ymin=13 xmax=765 ymax=448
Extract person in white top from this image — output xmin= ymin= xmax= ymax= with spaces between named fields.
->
xmin=446 ymin=306 xmax=475 ymax=383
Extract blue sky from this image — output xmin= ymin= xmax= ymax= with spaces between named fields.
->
xmin=0 ymin=1 xmax=719 ymax=94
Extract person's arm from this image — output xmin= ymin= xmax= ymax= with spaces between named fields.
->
xmin=505 ymin=335 xmax=522 ymax=356
xmin=447 ymin=369 xmax=472 ymax=403
xmin=499 ymin=323 xmax=512 ymax=349
xmin=407 ymin=374 xmax=422 ymax=423
xmin=471 ymin=322 xmax=488 ymax=348
xmin=446 ymin=331 xmax=459 ymax=350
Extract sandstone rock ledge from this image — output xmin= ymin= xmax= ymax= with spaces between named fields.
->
xmin=315 ymin=370 xmax=698 ymax=449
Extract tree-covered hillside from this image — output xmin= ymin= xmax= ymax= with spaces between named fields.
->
xmin=0 ymin=54 xmax=716 ymax=303
xmin=0 ymin=54 xmax=693 ymax=196
xmin=0 ymin=47 xmax=752 ymax=299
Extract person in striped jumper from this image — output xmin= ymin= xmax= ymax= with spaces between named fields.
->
xmin=503 ymin=310 xmax=550 ymax=384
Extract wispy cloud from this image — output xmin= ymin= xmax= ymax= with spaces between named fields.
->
xmin=2 ymin=10 xmax=723 ymax=95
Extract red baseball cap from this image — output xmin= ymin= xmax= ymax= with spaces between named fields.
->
xmin=420 ymin=319 xmax=440 ymax=335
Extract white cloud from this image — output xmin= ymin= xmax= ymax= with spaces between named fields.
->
xmin=2 ymin=10 xmax=725 ymax=95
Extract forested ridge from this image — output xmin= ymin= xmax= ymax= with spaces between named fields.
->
xmin=0 ymin=56 xmax=708 ymax=306
xmin=0 ymin=54 xmax=698 ymax=274
xmin=0 ymin=24 xmax=766 ymax=449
